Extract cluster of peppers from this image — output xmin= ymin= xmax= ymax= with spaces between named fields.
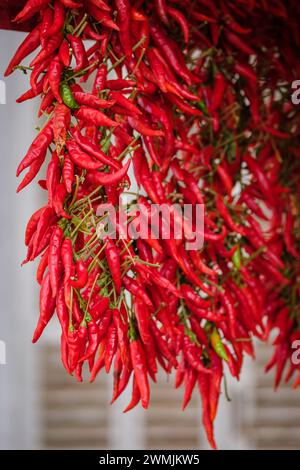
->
xmin=6 ymin=0 xmax=300 ymax=449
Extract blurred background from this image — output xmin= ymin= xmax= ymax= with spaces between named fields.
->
xmin=1 ymin=29 xmax=300 ymax=451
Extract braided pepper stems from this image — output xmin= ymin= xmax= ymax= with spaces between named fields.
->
xmin=6 ymin=0 xmax=300 ymax=449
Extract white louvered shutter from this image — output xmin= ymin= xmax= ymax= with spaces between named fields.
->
xmin=240 ymin=342 xmax=300 ymax=450
xmin=40 ymin=344 xmax=110 ymax=450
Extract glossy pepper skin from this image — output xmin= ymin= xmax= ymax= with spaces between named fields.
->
xmin=5 ymin=26 xmax=41 ymax=77
xmin=17 ymin=120 xmax=54 ymax=177
xmin=104 ymin=238 xmax=122 ymax=294
xmin=130 ymin=339 xmax=150 ymax=409
xmin=49 ymin=226 xmax=63 ymax=298
xmin=32 ymin=273 xmax=56 ymax=343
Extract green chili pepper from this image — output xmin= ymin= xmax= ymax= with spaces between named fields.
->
xmin=232 ymin=246 xmax=241 ymax=269
xmin=211 ymin=328 xmax=228 ymax=361
xmin=60 ymin=82 xmax=79 ymax=110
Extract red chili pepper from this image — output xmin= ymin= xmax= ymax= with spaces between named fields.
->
xmin=75 ymin=106 xmax=119 ymax=127
xmin=142 ymin=333 xmax=158 ymax=382
xmin=105 ymin=323 xmax=118 ymax=373
xmin=36 ymin=247 xmax=49 ymax=285
xmin=198 ymin=373 xmax=217 ymax=449
xmin=61 ymin=238 xmax=73 ymax=280
xmin=225 ymin=29 xmax=255 ymax=55
xmin=166 ymin=93 xmax=203 ymax=117
xmin=49 ymin=226 xmax=63 ymax=298
xmin=63 ymin=155 xmax=74 ymax=193
xmin=66 ymin=140 xmax=103 ymax=170
xmin=25 ymin=207 xmax=44 ymax=246
xmin=31 ymin=56 xmax=52 ymax=95
xmin=221 ymin=291 xmax=237 ymax=340
xmin=45 ymin=1 xmax=65 ymax=37
xmin=89 ymin=296 xmax=109 ymax=322
xmin=123 ymin=376 xmax=141 ymax=412
xmin=139 ymin=161 xmax=160 ymax=204
xmin=141 ymin=266 xmax=182 ymax=299
xmin=98 ymin=309 xmax=112 ymax=339
xmin=244 ymin=154 xmax=275 ymax=205
xmin=72 ymin=91 xmax=115 ymax=109
xmin=32 ymin=273 xmax=56 ymax=343
xmin=53 ymin=183 xmax=70 ymax=219
xmin=54 ymin=104 xmax=71 ymax=154
xmin=182 ymin=367 xmax=197 ymax=410
xmin=89 ymin=341 xmax=106 ymax=382
xmin=78 ymin=319 xmax=100 ymax=362
xmin=104 ymin=237 xmax=122 ymax=294
xmin=111 ymin=91 xmax=141 ymax=116
xmin=30 ymin=231 xmax=51 ymax=266
xmin=150 ymin=23 xmax=194 ymax=85
xmin=48 ymin=56 xmax=63 ymax=103
xmin=183 ymin=336 xmax=212 ymax=375
xmin=30 ymin=33 xmax=63 ymax=67
xmin=75 ymin=320 xmax=88 ymax=382
xmin=71 ymin=128 xmax=120 ymax=169
xmin=187 ymin=300 xmax=222 ymax=324
xmin=60 ymin=0 xmax=83 ymax=7
xmin=115 ymin=0 xmax=132 ymax=57
xmin=216 ymin=196 xmax=246 ymax=236
xmin=123 ymin=275 xmax=153 ymax=308
xmin=167 ymin=7 xmax=189 ymax=43
xmin=150 ymin=321 xmax=178 ymax=369
xmin=67 ymin=327 xmax=82 ymax=373
xmin=59 ymin=40 xmax=71 ymax=67
xmin=92 ymin=63 xmax=107 ymax=95
xmin=16 ymin=78 xmax=44 ymax=103
xmin=40 ymin=8 xmax=53 ymax=46
xmin=178 ymin=245 xmax=214 ymax=296
xmin=38 ymin=90 xmax=55 ymax=117
xmin=189 ymin=250 xmax=217 ymax=277
xmin=30 ymin=206 xmax=54 ymax=258
xmin=86 ymin=159 xmax=130 ymax=187
xmin=56 ymin=284 xmax=69 ymax=338
xmin=127 ymin=116 xmax=164 ymax=137
xmin=60 ymin=332 xmax=71 ymax=374
xmin=5 ymin=26 xmax=41 ymax=77
xmin=241 ymin=190 xmax=268 ymax=221
xmin=106 ymin=79 xmax=137 ymax=91
xmin=112 ymin=361 xmax=133 ymax=403
xmin=189 ymin=318 xmax=209 ymax=347
xmin=17 ymin=157 xmax=44 ymax=193
xmin=210 ymin=72 xmax=226 ymax=112
xmin=113 ymin=309 xmax=129 ymax=366
xmin=130 ymin=339 xmax=150 ymax=409
xmin=109 ymin=348 xmax=123 ymax=398
xmin=234 ymin=63 xmax=257 ymax=84
xmin=17 ymin=120 xmax=54 ymax=176
xmin=13 ymin=0 xmax=49 ymax=23
xmin=86 ymin=1 xmax=119 ymax=30
xmin=132 ymin=298 xmax=150 ymax=345
xmin=70 ymin=259 xmax=88 ymax=289
xmin=67 ymin=34 xmax=88 ymax=73
xmin=181 ymin=284 xmax=211 ymax=309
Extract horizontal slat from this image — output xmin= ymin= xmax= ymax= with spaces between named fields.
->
xmin=240 ymin=342 xmax=300 ymax=450
xmin=41 ymin=346 xmax=110 ymax=450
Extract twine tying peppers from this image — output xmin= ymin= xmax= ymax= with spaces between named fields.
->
xmin=6 ymin=0 xmax=300 ymax=449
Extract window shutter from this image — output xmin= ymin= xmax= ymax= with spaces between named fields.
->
xmin=41 ymin=344 xmax=110 ymax=450
xmin=241 ymin=343 xmax=300 ymax=450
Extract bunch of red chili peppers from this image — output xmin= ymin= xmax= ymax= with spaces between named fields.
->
xmin=6 ymin=0 xmax=300 ymax=449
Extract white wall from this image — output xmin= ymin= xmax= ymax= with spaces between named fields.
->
xmin=0 ymin=30 xmax=41 ymax=449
